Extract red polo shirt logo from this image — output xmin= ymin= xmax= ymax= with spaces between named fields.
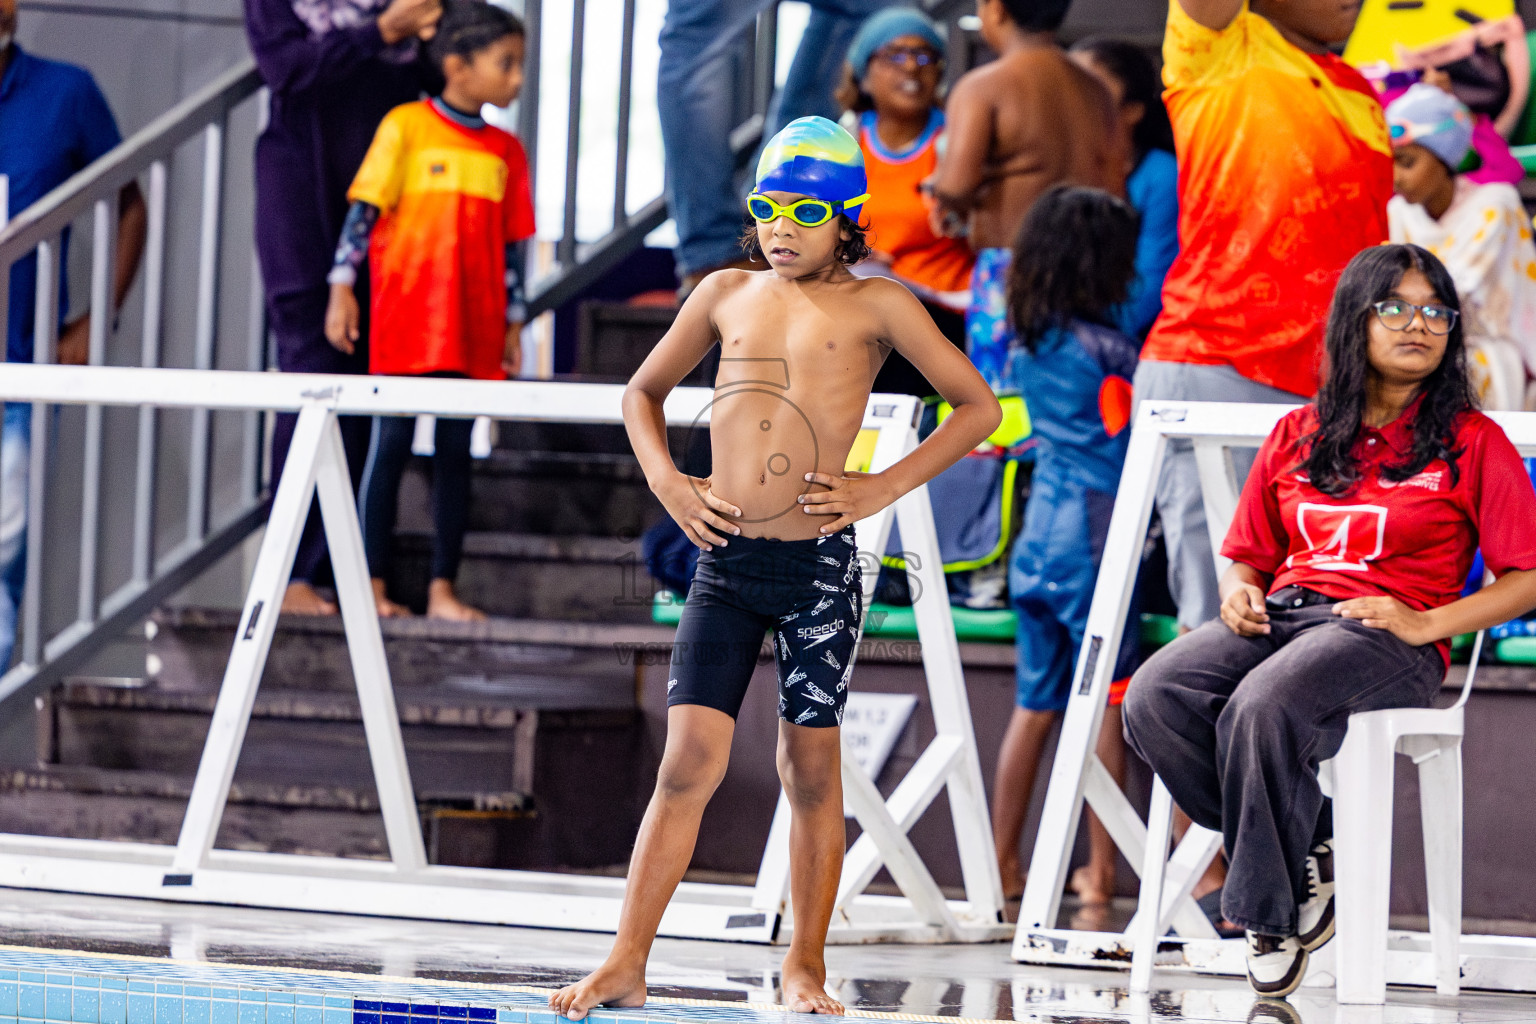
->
xmin=1289 ymin=502 xmax=1387 ymax=572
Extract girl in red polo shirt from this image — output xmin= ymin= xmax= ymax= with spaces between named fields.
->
xmin=1124 ymin=244 xmax=1536 ymax=997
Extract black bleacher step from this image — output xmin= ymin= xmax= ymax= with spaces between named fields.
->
xmin=0 ymin=764 xmax=529 ymax=862
xmin=397 ymin=447 xmax=672 ymax=537
xmin=384 ymin=531 xmax=664 ymax=621
xmin=147 ymin=607 xmax=664 ymax=697
xmin=576 ymin=301 xmax=680 ymax=380
xmin=41 ymin=680 xmax=554 ymax=796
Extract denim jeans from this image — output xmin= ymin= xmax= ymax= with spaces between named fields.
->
xmin=1122 ymin=601 xmax=1444 ymax=935
xmin=658 ymin=0 xmax=891 ymax=276
xmin=0 ymin=402 xmax=31 ymax=673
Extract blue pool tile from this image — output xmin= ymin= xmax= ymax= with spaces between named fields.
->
xmin=237 ymin=1001 xmax=264 ymax=1024
xmin=516 ymin=1014 xmax=558 ymax=1024
xmin=265 ymin=1005 xmax=291 ymax=1024
xmin=183 ymin=991 xmax=207 ymax=1002
xmin=263 ymin=997 xmax=291 ymax=1009
xmin=0 ymin=983 xmax=14 ymax=1016
xmin=406 ymin=1008 xmax=436 ymax=1018
xmin=99 ymin=989 xmax=125 ymax=1024
xmin=208 ymin=1004 xmax=235 ymax=1024
xmin=352 ymin=1005 xmax=380 ymax=1015
xmin=293 ymin=999 xmax=320 ymax=1010
xmin=127 ymin=993 xmax=153 ymax=1024
xmin=47 ymin=975 xmax=76 ymax=988
xmin=18 ymin=974 xmax=43 ymax=986
xmin=19 ymin=985 xmax=43 ymax=1019
xmin=205 ymin=996 xmax=235 ymax=1007
xmin=437 ymin=1011 xmax=465 ymax=1020
xmin=160 ymin=995 xmax=185 ymax=1024
xmin=184 ymin=999 xmax=208 ymax=1024
xmin=353 ymin=1014 xmax=380 ymax=1024
xmin=45 ymin=987 xmax=70 ymax=1021
xmin=154 ymin=988 xmax=182 ymax=999
xmin=377 ymin=1008 xmax=403 ymax=1017
xmin=322 ymin=1010 xmax=348 ymax=1024
xmin=465 ymin=1011 xmax=493 ymax=1021
xmin=410 ymin=1016 xmax=435 ymax=1024
xmin=321 ymin=1002 xmax=348 ymax=1012
xmin=128 ymin=985 xmax=154 ymax=996
xmin=0 ymin=972 xmax=15 ymax=982
xmin=294 ymin=1008 xmax=320 ymax=1024
xmin=380 ymin=1015 xmax=405 ymax=1024
xmin=74 ymin=978 xmax=100 ymax=990
xmin=73 ymin=989 xmax=99 ymax=1023
xmin=100 ymin=983 xmax=126 ymax=994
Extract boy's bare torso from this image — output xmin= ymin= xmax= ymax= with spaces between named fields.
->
xmin=957 ymin=47 xmax=1122 ymax=249
xmin=705 ymin=270 xmax=890 ymax=540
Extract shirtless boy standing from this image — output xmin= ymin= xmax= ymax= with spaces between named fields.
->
xmin=929 ymin=0 xmax=1122 ymax=389
xmin=549 ymin=117 xmax=1001 ymax=1021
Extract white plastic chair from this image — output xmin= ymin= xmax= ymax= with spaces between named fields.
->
xmin=1129 ymin=630 xmax=1485 ymax=1003
xmin=1323 ymin=628 xmax=1484 ymax=1003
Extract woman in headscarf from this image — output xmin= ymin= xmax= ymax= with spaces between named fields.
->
xmin=244 ymin=0 xmax=440 ymax=614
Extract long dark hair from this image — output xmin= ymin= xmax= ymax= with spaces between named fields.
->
xmin=1007 ymin=185 xmax=1139 ymax=351
xmin=1300 ymin=244 xmax=1476 ymax=497
xmin=1069 ymin=37 xmax=1175 ymax=163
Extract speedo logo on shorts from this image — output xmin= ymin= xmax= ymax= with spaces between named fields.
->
xmin=796 ymin=620 xmax=845 ymax=639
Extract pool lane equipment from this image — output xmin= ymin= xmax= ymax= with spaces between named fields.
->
xmin=0 ymin=365 xmax=1008 ymax=946
xmin=1014 ymin=399 xmax=1536 ymax=994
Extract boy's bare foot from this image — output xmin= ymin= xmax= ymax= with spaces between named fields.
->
xmin=547 ymin=961 xmax=646 ymax=1021
xmin=780 ymin=954 xmax=843 ymax=1015
xmin=371 ymin=578 xmax=411 ymax=618
xmin=281 ymin=582 xmax=337 ymax=616
xmin=426 ymin=579 xmax=487 ymax=622
xmin=1070 ymin=864 xmax=1115 ymax=906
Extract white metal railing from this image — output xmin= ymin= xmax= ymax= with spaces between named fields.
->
xmin=0 ymin=60 xmax=269 ymax=707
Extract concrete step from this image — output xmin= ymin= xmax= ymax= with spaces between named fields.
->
xmin=146 ymin=607 xmax=666 ymax=698
xmin=383 ymin=531 xmax=664 ymax=621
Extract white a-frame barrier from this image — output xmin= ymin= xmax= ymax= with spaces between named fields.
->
xmin=1012 ymin=400 xmax=1536 ymax=992
xmin=0 ymin=365 xmax=1004 ymax=945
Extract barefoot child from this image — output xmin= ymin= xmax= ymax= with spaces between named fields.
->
xmin=324 ymin=0 xmax=534 ymax=621
xmin=928 ymin=0 xmax=1122 ymax=390
xmin=990 ymin=186 xmax=1142 ymax=908
xmin=550 ymin=116 xmax=1001 ymax=1021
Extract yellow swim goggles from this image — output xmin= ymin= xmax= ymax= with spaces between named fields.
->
xmin=746 ymin=192 xmax=870 ymax=228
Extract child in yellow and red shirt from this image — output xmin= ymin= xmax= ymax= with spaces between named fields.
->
xmin=324 ymin=0 xmax=534 ymax=621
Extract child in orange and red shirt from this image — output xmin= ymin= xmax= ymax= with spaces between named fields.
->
xmin=324 ymin=0 xmax=534 ymax=621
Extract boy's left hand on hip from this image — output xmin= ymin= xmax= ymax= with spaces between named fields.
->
xmin=797 ymin=470 xmax=895 ymax=534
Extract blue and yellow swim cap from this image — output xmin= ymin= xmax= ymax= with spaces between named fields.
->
xmin=754 ymin=116 xmax=869 ymax=223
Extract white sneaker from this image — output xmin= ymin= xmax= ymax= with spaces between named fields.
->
xmin=1298 ymin=838 xmax=1335 ymax=952
xmin=1246 ymin=931 xmax=1308 ymax=997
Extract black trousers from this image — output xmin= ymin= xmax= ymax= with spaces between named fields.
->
xmin=269 ymin=283 xmax=371 ymax=585
xmin=358 ymin=413 xmax=473 ymax=582
xmin=1122 ymin=597 xmax=1443 ymax=935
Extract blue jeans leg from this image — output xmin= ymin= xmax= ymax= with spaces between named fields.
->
xmin=658 ymin=0 xmax=765 ymax=277
xmin=0 ymin=402 xmax=32 ymax=672
xmin=763 ymin=0 xmax=891 ymax=137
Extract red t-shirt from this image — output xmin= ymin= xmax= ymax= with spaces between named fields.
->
xmin=1222 ymin=400 xmax=1536 ymax=665
xmin=1141 ymin=3 xmax=1393 ymax=398
xmin=350 ymin=101 xmax=537 ymax=380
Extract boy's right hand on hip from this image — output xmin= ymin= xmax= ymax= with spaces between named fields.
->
xmin=324 ymin=284 xmax=360 ymax=355
xmin=657 ymin=473 xmax=741 ymax=551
